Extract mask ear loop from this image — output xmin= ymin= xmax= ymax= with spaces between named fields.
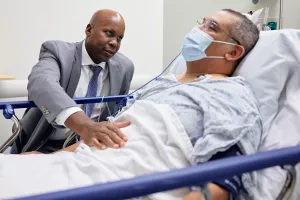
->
xmin=212 ymin=40 xmax=238 ymax=46
xmin=205 ymin=56 xmax=225 ymax=59
xmin=205 ymin=41 xmax=238 ymax=59
xmin=192 ymin=28 xmax=237 ymax=59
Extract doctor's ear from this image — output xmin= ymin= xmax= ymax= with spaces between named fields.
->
xmin=85 ymin=24 xmax=93 ymax=37
xmin=225 ymin=45 xmax=245 ymax=61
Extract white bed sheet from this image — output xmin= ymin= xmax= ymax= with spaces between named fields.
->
xmin=0 ymin=101 xmax=192 ymax=200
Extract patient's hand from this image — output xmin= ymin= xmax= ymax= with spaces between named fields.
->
xmin=184 ymin=192 xmax=204 ymax=200
xmin=184 ymin=184 xmax=229 ymax=200
xmin=65 ymin=112 xmax=130 ymax=150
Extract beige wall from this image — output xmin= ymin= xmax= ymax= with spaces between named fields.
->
xmin=0 ymin=0 xmax=164 ymax=79
xmin=0 ymin=0 xmax=164 ymax=150
xmin=282 ymin=0 xmax=300 ymax=29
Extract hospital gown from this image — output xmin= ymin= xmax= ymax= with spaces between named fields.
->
xmin=120 ymin=74 xmax=262 ymax=198
xmin=124 ymin=74 xmax=262 ymax=153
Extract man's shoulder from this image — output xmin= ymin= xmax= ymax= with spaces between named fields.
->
xmin=111 ymin=52 xmax=134 ymax=68
xmin=223 ymin=76 xmax=259 ymax=106
xmin=208 ymin=76 xmax=255 ymax=101
xmin=229 ymin=76 xmax=253 ymax=93
xmin=41 ymin=40 xmax=81 ymax=52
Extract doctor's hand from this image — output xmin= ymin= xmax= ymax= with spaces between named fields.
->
xmin=65 ymin=112 xmax=130 ymax=150
xmin=82 ymin=121 xmax=130 ymax=150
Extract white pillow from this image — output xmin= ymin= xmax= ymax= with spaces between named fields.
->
xmin=234 ymin=29 xmax=300 ymax=200
xmin=233 ymin=29 xmax=300 ymax=141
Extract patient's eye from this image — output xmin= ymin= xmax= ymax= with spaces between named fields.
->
xmin=209 ymin=24 xmax=217 ymax=31
xmin=210 ymin=21 xmax=220 ymax=32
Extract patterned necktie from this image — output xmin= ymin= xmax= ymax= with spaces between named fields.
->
xmin=86 ymin=65 xmax=102 ymax=117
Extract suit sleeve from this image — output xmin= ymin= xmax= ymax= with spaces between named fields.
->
xmin=28 ymin=41 xmax=78 ymax=123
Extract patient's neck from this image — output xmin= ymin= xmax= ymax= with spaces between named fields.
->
xmin=186 ymin=59 xmax=233 ymax=76
xmin=179 ymin=60 xmax=229 ymax=82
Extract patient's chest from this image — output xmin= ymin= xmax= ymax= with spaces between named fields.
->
xmin=128 ymin=74 xmax=251 ymax=146
xmin=131 ymin=75 xmax=210 ymax=145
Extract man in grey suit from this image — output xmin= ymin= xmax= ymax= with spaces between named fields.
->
xmin=11 ymin=9 xmax=134 ymax=153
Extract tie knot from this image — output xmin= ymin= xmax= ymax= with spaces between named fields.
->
xmin=89 ymin=65 xmax=102 ymax=77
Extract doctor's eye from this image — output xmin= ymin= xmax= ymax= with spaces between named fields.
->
xmin=105 ymin=31 xmax=113 ymax=37
xmin=117 ymin=36 xmax=123 ymax=43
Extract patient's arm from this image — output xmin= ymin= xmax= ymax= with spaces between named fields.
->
xmin=20 ymin=142 xmax=82 ymax=155
xmin=20 ymin=151 xmax=43 ymax=155
xmin=184 ymin=183 xmax=229 ymax=200
xmin=185 ymin=144 xmax=242 ymax=199
xmin=54 ymin=141 xmax=82 ymax=153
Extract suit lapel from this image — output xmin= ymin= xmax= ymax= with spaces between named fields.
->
xmin=98 ymin=58 xmax=122 ymax=121
xmin=66 ymin=41 xmax=84 ymax=97
xmin=108 ymin=58 xmax=122 ymax=96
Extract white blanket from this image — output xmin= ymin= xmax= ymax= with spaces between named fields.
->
xmin=0 ymin=101 xmax=193 ymax=200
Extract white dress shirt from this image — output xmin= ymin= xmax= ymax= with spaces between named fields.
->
xmin=50 ymin=41 xmax=110 ymax=140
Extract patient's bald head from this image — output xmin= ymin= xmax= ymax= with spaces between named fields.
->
xmin=85 ymin=9 xmax=125 ymax=64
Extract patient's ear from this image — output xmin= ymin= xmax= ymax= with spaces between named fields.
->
xmin=225 ymin=45 xmax=245 ymax=61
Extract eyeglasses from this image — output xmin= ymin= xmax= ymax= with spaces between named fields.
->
xmin=197 ymin=18 xmax=240 ymax=45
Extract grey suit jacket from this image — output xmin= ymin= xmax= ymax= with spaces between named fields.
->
xmin=12 ymin=40 xmax=134 ymax=153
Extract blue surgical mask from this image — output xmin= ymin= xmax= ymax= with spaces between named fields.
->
xmin=181 ymin=27 xmax=237 ymax=62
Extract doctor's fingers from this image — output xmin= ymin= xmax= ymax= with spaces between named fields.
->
xmin=106 ymin=123 xmax=128 ymax=142
xmin=83 ymin=137 xmax=107 ymax=150
xmin=95 ymin=128 xmax=125 ymax=148
xmin=114 ymin=121 xmax=131 ymax=128
xmin=92 ymin=138 xmax=107 ymax=150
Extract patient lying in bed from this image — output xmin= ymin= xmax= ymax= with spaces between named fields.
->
xmin=0 ymin=9 xmax=262 ymax=200
xmin=0 ymin=75 xmax=261 ymax=200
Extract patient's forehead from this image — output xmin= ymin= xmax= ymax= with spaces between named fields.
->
xmin=205 ymin=11 xmax=237 ymax=32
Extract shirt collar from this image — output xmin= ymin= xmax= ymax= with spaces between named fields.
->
xmin=82 ymin=40 xmax=106 ymax=69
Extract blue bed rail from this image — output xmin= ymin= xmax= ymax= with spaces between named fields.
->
xmin=0 ymin=95 xmax=132 ymax=110
xmin=14 ymin=145 xmax=300 ymax=200
xmin=0 ymin=95 xmax=132 ymax=119
xmin=0 ymin=95 xmax=133 ymax=153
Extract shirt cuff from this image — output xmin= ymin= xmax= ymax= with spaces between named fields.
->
xmin=55 ymin=107 xmax=83 ymax=126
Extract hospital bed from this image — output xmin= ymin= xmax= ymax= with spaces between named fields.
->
xmin=0 ymin=29 xmax=300 ymax=200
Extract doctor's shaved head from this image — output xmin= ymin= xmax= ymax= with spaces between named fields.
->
xmin=85 ymin=9 xmax=126 ymax=64
xmin=89 ymin=9 xmax=125 ymax=25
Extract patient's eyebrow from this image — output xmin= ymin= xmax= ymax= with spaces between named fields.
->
xmin=211 ymin=19 xmax=221 ymax=28
xmin=203 ymin=17 xmax=221 ymax=29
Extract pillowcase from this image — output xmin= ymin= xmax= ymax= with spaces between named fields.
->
xmin=233 ymin=29 xmax=300 ymax=142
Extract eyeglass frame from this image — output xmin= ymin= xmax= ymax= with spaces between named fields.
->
xmin=196 ymin=18 xmax=241 ymax=45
